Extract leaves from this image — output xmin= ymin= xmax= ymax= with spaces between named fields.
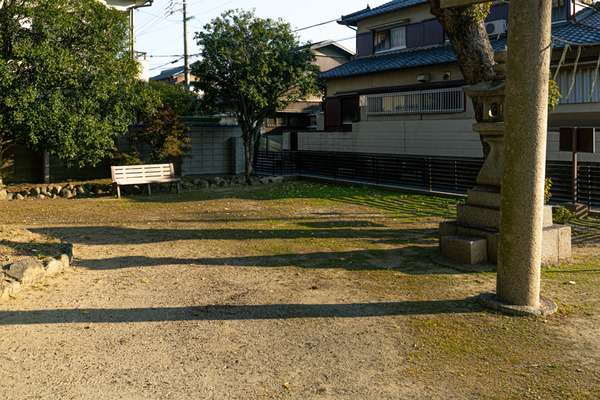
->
xmin=0 ymin=0 xmax=153 ymax=170
xmin=191 ymin=9 xmax=321 ymax=177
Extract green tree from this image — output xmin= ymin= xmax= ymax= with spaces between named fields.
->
xmin=0 ymin=0 xmax=154 ymax=183
xmin=148 ymin=80 xmax=201 ymax=117
xmin=129 ymin=106 xmax=191 ymax=166
xmin=192 ymin=9 xmax=321 ymax=180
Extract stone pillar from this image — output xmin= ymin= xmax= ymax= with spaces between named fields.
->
xmin=496 ymin=1 xmax=552 ymax=308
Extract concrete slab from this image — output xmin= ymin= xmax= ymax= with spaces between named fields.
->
xmin=441 ymin=235 xmax=487 ymax=265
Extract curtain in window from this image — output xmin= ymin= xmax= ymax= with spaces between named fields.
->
xmin=390 ymin=27 xmax=406 ymax=49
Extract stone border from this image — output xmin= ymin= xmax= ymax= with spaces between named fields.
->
xmin=478 ymin=292 xmax=558 ymax=316
xmin=0 ymin=243 xmax=73 ymax=299
xmin=0 ymin=175 xmax=285 ymax=201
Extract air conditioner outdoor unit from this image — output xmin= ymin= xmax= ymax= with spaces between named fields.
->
xmin=485 ymin=20 xmax=507 ymax=36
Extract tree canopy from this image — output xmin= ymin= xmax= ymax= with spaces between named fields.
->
xmin=192 ymin=9 xmax=321 ymax=179
xmin=148 ymin=80 xmax=201 ymax=117
xmin=0 ymin=0 xmax=154 ymax=179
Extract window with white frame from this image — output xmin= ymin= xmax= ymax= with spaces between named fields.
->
xmin=374 ymin=26 xmax=406 ymax=52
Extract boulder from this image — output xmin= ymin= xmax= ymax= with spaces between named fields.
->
xmin=15 ymin=194 xmax=24 ymax=200
xmin=5 ymin=258 xmax=46 ymax=286
xmin=0 ymin=279 xmax=21 ymax=299
xmin=29 ymin=187 xmax=42 ymax=197
xmin=60 ymin=254 xmax=70 ymax=269
xmin=43 ymin=258 xmax=63 ymax=275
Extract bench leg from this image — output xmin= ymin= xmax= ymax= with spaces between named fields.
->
xmin=147 ymin=183 xmax=151 ymax=196
xmin=117 ymin=185 xmax=121 ymax=199
xmin=176 ymin=182 xmax=181 ymax=195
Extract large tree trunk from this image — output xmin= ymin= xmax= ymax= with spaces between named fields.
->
xmin=428 ymin=1 xmax=497 ymax=157
xmin=243 ymin=136 xmax=254 ymax=182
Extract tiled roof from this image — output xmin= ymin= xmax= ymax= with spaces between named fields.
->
xmin=320 ymin=39 xmax=507 ymax=80
xmin=340 ymin=0 xmax=428 ymax=26
xmin=151 ymin=66 xmax=184 ymax=81
xmin=322 ymin=11 xmax=600 ymax=80
xmin=552 ymin=10 xmax=600 ymax=48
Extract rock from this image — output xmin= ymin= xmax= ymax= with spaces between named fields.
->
xmin=192 ymin=178 xmax=202 ymax=186
xmin=29 ymin=187 xmax=42 ymax=197
xmin=36 ymin=194 xmax=46 ymax=200
xmin=43 ymin=258 xmax=63 ymax=275
xmin=259 ymin=177 xmax=270 ymax=185
xmin=51 ymin=185 xmax=62 ymax=195
xmin=218 ymin=180 xmax=228 ymax=188
xmin=65 ymin=183 xmax=75 ymax=191
xmin=6 ymin=192 xmax=14 ymax=200
xmin=15 ymin=194 xmax=24 ymax=200
xmin=20 ymin=190 xmax=29 ymax=197
xmin=5 ymin=258 xmax=46 ymax=286
xmin=0 ymin=280 xmax=10 ymax=299
xmin=59 ymin=189 xmax=72 ymax=198
xmin=199 ymin=180 xmax=209 ymax=189
xmin=269 ymin=176 xmax=284 ymax=184
xmin=76 ymin=186 xmax=86 ymax=196
xmin=61 ymin=244 xmax=74 ymax=263
xmin=0 ymin=189 xmax=7 ymax=200
xmin=0 ymin=279 xmax=21 ymax=299
xmin=60 ymin=254 xmax=70 ymax=269
xmin=181 ymin=181 xmax=195 ymax=190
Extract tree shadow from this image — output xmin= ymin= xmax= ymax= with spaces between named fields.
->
xmin=70 ymin=245 xmax=457 ymax=275
xmin=0 ymin=298 xmax=482 ymax=325
xmin=28 ymin=225 xmax=436 ymax=246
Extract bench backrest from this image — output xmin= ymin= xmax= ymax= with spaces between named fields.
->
xmin=111 ymin=163 xmax=175 ymax=183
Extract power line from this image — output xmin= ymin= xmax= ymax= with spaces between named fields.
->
xmin=294 ymin=18 xmax=339 ymax=33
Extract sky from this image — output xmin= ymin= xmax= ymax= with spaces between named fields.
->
xmin=133 ymin=0 xmax=389 ymax=77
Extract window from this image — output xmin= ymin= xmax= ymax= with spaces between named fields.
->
xmin=374 ymin=26 xmax=406 ymax=52
xmin=552 ymin=0 xmax=567 ymax=21
xmin=266 ymin=116 xmax=286 ymax=127
xmin=367 ymin=87 xmax=465 ymax=115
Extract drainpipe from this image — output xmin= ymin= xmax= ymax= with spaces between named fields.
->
xmin=130 ymin=1 xmax=155 ymax=58
xmin=572 ymin=0 xmax=600 ymax=32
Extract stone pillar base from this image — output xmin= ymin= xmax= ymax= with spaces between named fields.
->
xmin=478 ymin=292 xmax=557 ymax=316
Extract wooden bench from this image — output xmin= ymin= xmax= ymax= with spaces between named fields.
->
xmin=110 ymin=163 xmax=181 ymax=199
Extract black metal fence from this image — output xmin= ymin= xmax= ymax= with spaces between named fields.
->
xmin=255 ymin=150 xmax=600 ymax=208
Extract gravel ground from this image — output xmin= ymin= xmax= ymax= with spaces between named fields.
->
xmin=0 ymin=184 xmax=598 ymax=399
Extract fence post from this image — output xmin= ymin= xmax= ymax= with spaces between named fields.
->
xmin=428 ymin=158 xmax=432 ymax=191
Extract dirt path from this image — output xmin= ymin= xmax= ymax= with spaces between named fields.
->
xmin=0 ymin=187 xmax=598 ymax=399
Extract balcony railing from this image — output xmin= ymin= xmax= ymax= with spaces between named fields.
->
xmin=366 ymin=87 xmax=465 ymax=116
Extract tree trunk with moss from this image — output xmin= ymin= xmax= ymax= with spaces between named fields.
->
xmin=428 ymin=1 xmax=496 ymax=157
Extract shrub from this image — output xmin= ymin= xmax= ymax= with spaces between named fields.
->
xmin=553 ymin=206 xmax=576 ymax=225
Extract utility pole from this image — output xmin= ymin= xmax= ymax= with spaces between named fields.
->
xmin=170 ymin=0 xmax=191 ymax=90
xmin=183 ymin=0 xmax=190 ymax=90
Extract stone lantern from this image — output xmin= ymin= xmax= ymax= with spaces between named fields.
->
xmin=439 ymin=49 xmax=571 ymax=267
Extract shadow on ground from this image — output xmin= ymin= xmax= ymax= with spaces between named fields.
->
xmin=0 ymin=298 xmax=482 ymax=325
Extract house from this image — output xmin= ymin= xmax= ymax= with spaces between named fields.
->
xmin=152 ymin=65 xmax=198 ymax=86
xmin=288 ymin=0 xmax=600 ymax=163
xmin=263 ymin=40 xmax=354 ymax=151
